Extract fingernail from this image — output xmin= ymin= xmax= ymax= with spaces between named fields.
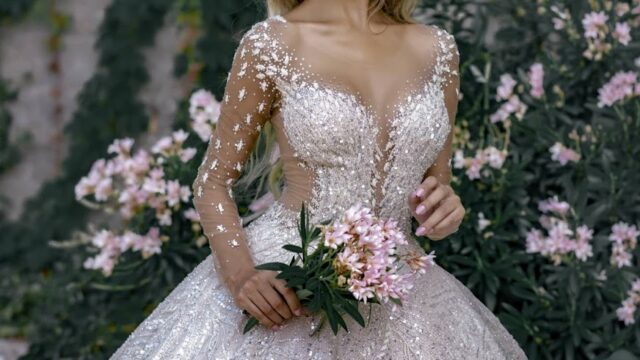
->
xmin=416 ymin=204 xmax=426 ymax=215
xmin=294 ymin=309 xmax=302 ymax=316
xmin=415 ymin=188 xmax=425 ymax=198
xmin=416 ymin=226 xmax=426 ymax=236
xmin=272 ymin=325 xmax=280 ymax=331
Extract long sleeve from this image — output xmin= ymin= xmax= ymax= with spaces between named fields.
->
xmin=424 ymin=28 xmax=460 ymax=184
xmin=192 ymin=22 xmax=277 ymax=289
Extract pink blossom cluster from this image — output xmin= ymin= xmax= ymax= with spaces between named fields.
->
xmin=189 ymin=89 xmax=221 ymax=141
xmin=597 ymin=71 xmax=639 ymax=108
xmin=75 ymin=131 xmax=196 ymax=225
xmin=83 ymin=227 xmax=164 ymax=276
xmin=490 ymin=74 xmax=528 ymax=123
xmin=549 ymin=142 xmax=580 ymax=166
xmin=323 ymin=203 xmax=435 ymax=305
xmin=452 ymin=146 xmax=507 ymax=181
xmin=525 ymin=196 xmax=594 ymax=264
xmin=528 ymin=63 xmax=545 ymax=99
xmin=581 ymin=9 xmax=635 ymax=60
xmin=609 ymin=221 xmax=639 ymax=268
xmin=617 ymin=279 xmax=640 ymax=326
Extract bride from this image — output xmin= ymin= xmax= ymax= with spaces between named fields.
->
xmin=112 ymin=0 xmax=527 ymax=358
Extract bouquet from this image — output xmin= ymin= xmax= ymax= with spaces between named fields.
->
xmin=242 ymin=202 xmax=436 ymax=335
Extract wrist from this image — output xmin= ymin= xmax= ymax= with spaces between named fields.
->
xmin=223 ymin=262 xmax=256 ymax=294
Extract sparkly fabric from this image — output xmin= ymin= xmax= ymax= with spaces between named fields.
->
xmin=111 ymin=15 xmax=527 ymax=359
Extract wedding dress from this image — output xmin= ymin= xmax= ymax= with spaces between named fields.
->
xmin=111 ymin=15 xmax=527 ymax=359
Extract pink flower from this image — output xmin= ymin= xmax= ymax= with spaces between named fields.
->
xmin=179 ymin=148 xmax=197 ymax=163
xmin=140 ymin=227 xmax=163 ymax=258
xmin=347 ymin=278 xmax=375 ymax=303
xmin=151 ymin=136 xmax=173 ymax=154
xmin=613 ymin=22 xmax=632 ymax=46
xmin=465 ymin=151 xmax=486 ymax=180
xmin=597 ymin=71 xmax=638 ymax=108
xmin=497 ymin=74 xmax=517 ymax=100
xmin=611 ymin=243 xmax=633 ymax=268
xmin=538 ymin=195 xmax=571 ymax=216
xmin=617 ymin=298 xmax=637 ymax=325
xmin=166 ymin=180 xmax=183 ymax=207
xmin=549 ymin=142 xmax=580 ymax=165
xmin=324 ymin=222 xmax=351 ymax=249
xmin=483 ymin=146 xmax=507 ymax=169
xmin=107 ymin=138 xmax=134 ymax=157
xmin=528 ymin=63 xmax=545 ymax=99
xmin=582 ymin=11 xmax=609 ymax=39
xmin=405 ymin=250 xmax=436 ymax=274
xmin=189 ymin=89 xmax=221 ymax=141
xmin=576 ymin=225 xmax=594 ymax=243
xmin=525 ymin=228 xmax=545 ymax=254
xmin=184 ymin=208 xmax=200 ymax=222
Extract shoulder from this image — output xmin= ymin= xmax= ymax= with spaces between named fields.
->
xmin=237 ymin=15 xmax=292 ymax=49
xmin=406 ymin=23 xmax=458 ymax=60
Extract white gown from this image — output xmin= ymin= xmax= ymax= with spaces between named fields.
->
xmin=111 ymin=15 xmax=528 ymax=359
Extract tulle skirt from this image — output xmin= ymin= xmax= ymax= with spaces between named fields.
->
xmin=111 ymin=202 xmax=527 ymax=360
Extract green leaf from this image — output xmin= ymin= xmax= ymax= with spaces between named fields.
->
xmin=242 ymin=316 xmax=260 ymax=334
xmin=296 ymin=288 xmax=314 ymax=300
xmin=254 ymin=262 xmax=288 ymax=272
xmin=606 ymin=350 xmax=640 ymax=360
xmin=339 ymin=299 xmax=365 ymax=328
xmin=324 ymin=302 xmax=340 ymax=335
xmin=282 ymin=244 xmax=304 ymax=253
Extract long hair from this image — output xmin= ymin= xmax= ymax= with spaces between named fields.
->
xmin=236 ymin=0 xmax=418 ymax=211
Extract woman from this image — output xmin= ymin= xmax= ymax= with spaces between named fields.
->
xmin=112 ymin=0 xmax=527 ymax=358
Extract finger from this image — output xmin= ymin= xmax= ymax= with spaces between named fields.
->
xmin=431 ymin=206 xmax=465 ymax=235
xmin=411 ymin=175 xmax=439 ymax=201
xmin=252 ymin=289 xmax=284 ymax=326
xmin=415 ymin=185 xmax=449 ymax=217
xmin=270 ymin=277 xmax=303 ymax=316
xmin=243 ymin=296 xmax=274 ymax=328
xmin=259 ymin=283 xmax=293 ymax=320
xmin=419 ymin=196 xmax=459 ymax=234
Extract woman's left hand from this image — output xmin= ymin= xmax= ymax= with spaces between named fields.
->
xmin=408 ymin=175 xmax=465 ymax=240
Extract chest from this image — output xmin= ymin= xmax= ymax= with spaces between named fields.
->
xmin=274 ymin=78 xmax=451 ymax=169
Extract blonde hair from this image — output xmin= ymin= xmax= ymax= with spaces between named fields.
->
xmin=238 ymin=0 xmax=418 ymax=209
xmin=266 ymin=0 xmax=418 ymax=24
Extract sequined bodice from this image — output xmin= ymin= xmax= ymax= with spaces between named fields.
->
xmin=192 ymin=15 xmax=459 ymax=256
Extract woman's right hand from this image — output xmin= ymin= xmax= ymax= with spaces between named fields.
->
xmin=228 ymin=267 xmax=304 ymax=330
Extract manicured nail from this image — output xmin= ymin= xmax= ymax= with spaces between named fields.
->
xmin=416 ymin=226 xmax=426 ymax=236
xmin=416 ymin=204 xmax=426 ymax=215
xmin=415 ymin=188 xmax=425 ymax=198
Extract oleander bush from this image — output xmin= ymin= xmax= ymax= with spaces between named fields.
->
xmin=1 ymin=0 xmax=639 ymax=359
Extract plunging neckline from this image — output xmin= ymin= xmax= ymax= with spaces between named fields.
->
xmin=266 ymin=14 xmax=451 ymax=213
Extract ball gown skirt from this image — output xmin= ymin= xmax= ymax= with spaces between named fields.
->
xmin=110 ymin=202 xmax=527 ymax=359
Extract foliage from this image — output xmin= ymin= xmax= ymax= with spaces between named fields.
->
xmin=0 ymin=0 xmax=180 ymax=357
xmin=418 ymin=0 xmax=640 ymax=359
xmin=0 ymin=80 xmax=19 ymax=176
xmin=0 ymin=0 xmax=37 ymax=21
xmin=1 ymin=0 xmax=639 ymax=359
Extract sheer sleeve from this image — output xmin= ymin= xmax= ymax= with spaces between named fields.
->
xmin=192 ymin=21 xmax=278 ymax=290
xmin=424 ymin=28 xmax=460 ymax=185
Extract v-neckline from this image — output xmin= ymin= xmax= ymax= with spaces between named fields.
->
xmin=268 ymin=14 xmax=448 ymax=214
